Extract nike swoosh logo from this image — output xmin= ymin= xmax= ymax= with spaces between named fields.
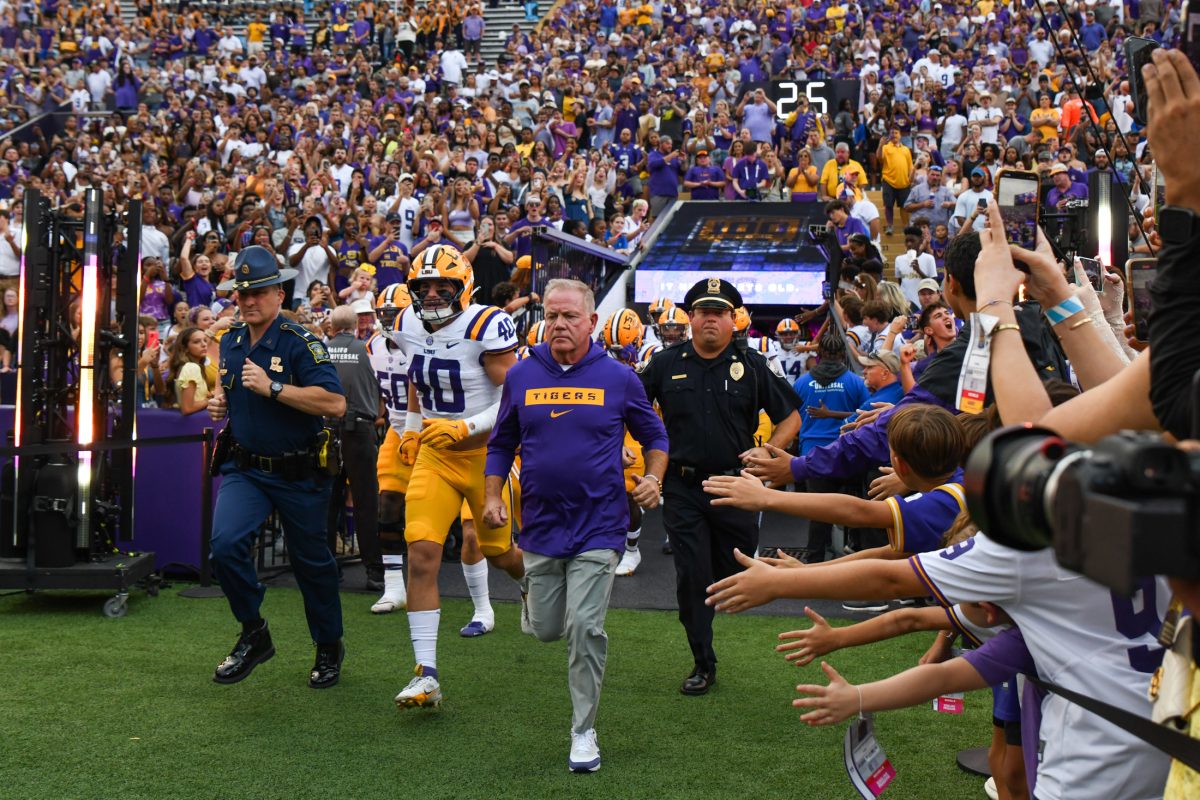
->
xmin=445 ymin=342 xmax=460 ymax=348
xmin=550 ymin=409 xmax=573 ymax=418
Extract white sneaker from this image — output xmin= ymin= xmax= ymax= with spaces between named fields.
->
xmin=983 ymin=776 xmax=999 ymax=800
xmin=394 ymin=666 xmax=443 ymax=709
xmin=568 ymin=728 xmax=601 ymax=772
xmin=615 ymin=547 xmax=641 ymax=576
xmin=370 ymin=571 xmax=407 ymax=614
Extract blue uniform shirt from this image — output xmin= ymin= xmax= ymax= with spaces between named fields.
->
xmin=219 ymin=314 xmax=343 ymax=456
xmin=792 ymin=368 xmax=869 ymax=455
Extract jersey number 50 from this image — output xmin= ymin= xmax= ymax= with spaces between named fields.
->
xmin=409 ymin=355 xmax=466 ymax=414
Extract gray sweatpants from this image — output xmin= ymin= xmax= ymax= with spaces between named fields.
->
xmin=523 ymin=548 xmax=619 ymax=734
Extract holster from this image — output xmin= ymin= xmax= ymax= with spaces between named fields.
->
xmin=314 ymin=428 xmax=342 ymax=478
xmin=210 ymin=425 xmax=233 ymax=477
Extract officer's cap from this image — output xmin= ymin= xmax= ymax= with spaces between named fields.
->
xmin=684 ymin=277 xmax=742 ymax=312
xmin=218 ymin=245 xmax=298 ymax=292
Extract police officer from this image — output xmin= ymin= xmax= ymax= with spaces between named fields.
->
xmin=638 ymin=278 xmax=801 ymax=695
xmin=207 ymin=245 xmax=349 ymax=689
xmin=324 ymin=305 xmax=384 ymax=590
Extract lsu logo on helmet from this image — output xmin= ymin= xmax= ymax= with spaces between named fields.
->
xmin=602 ymin=308 xmax=644 ymax=365
xmin=657 ymin=306 xmax=690 ymax=345
xmin=408 ymin=245 xmax=475 ymax=323
xmin=776 ymin=318 xmax=801 ymax=350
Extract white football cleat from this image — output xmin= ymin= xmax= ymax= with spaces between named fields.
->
xmin=984 ymin=776 xmax=999 ymax=800
xmin=370 ymin=571 xmax=407 ymax=614
xmin=615 ymin=547 xmax=641 ymax=576
xmin=568 ymin=728 xmax=601 ymax=773
xmin=394 ymin=665 xmax=443 ymax=709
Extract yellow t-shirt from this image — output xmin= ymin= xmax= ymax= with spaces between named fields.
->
xmin=636 ymin=3 xmax=653 ymax=25
xmin=819 ymin=158 xmax=866 ymax=201
xmin=786 ymin=165 xmax=820 ymax=195
xmin=880 ymin=141 xmax=914 ymax=189
xmin=175 ymin=361 xmax=211 ymax=407
xmin=825 ymin=5 xmax=847 ymax=31
xmin=247 ymin=22 xmax=267 ymax=43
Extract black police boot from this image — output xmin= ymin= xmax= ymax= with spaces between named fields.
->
xmin=680 ymin=665 xmax=716 ymax=696
xmin=365 ymin=567 xmax=385 ymax=592
xmin=309 ymin=640 xmax=344 ymax=689
xmin=213 ymin=619 xmax=275 ymax=684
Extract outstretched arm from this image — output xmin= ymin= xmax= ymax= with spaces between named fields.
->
xmin=706 ymin=548 xmax=925 ymax=614
xmin=777 ymin=605 xmax=951 ymax=666
xmin=793 ymin=658 xmax=989 ymax=727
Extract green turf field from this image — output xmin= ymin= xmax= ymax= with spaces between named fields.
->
xmin=1 ymin=587 xmax=992 ymax=800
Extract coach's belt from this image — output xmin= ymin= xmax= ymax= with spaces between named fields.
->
xmin=668 ymin=464 xmax=742 ymax=483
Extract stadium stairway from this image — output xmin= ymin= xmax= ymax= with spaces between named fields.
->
xmin=867 ymin=187 xmax=904 ymax=281
xmin=480 ymin=1 xmax=551 ymax=66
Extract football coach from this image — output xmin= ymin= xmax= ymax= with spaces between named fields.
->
xmin=484 ymin=277 xmax=668 ymax=773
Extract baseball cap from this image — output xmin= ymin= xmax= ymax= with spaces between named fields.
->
xmin=696 ymin=149 xmax=709 ymax=157
xmin=350 ymin=298 xmax=375 ymax=315
xmin=858 ymin=350 xmax=901 ymax=373
xmin=1094 ymin=148 xmax=1108 ymax=158
xmin=399 ymin=173 xmax=414 ymax=182
xmin=971 ymin=166 xmax=988 ymax=178
xmin=1049 ymin=163 xmax=1069 ymax=175
xmin=918 ymin=278 xmax=941 ymax=293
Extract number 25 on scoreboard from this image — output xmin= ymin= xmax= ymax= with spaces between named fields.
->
xmin=776 ymin=81 xmax=827 ymax=120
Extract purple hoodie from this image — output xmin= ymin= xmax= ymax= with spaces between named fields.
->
xmin=486 ymin=340 xmax=668 ymax=559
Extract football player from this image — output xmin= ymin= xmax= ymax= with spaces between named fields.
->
xmin=602 ymin=309 xmax=651 ymax=576
xmin=643 ymin=296 xmax=674 ymax=346
xmin=775 ymin=319 xmax=809 ymax=382
xmin=367 ymin=284 xmax=413 ymax=614
xmin=656 ymin=306 xmax=690 ymax=347
xmin=735 ymin=307 xmax=785 ymax=378
xmin=391 ymin=245 xmax=524 ymax=709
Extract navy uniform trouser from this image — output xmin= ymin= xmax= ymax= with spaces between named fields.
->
xmin=662 ymin=474 xmax=758 ymax=672
xmin=211 ymin=465 xmax=343 ymax=644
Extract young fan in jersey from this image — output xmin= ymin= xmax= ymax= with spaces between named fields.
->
xmin=601 ymin=308 xmax=650 ymax=576
xmin=705 ymin=533 xmax=1173 ymax=800
xmin=366 ymin=284 xmax=413 ymax=614
xmin=705 ymin=404 xmax=965 ymax=561
xmin=390 ymin=244 xmax=525 ymax=710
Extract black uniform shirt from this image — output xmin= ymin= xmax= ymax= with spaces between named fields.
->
xmin=639 ymin=340 xmax=800 ymax=473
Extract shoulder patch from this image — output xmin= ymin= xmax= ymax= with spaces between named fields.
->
xmin=308 ymin=341 xmax=331 ymax=363
xmin=229 ymin=320 xmax=248 ymax=329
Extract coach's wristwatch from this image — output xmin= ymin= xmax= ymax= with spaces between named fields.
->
xmin=269 ymin=381 xmax=284 ymax=400
xmin=1158 ymin=206 xmax=1200 ymax=246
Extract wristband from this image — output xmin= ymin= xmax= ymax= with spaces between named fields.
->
xmin=1044 ymin=295 xmax=1084 ymax=326
xmin=404 ymin=411 xmax=422 ymax=433
xmin=644 ymin=473 xmax=663 ymax=493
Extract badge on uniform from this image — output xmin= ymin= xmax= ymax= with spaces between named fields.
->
xmin=308 ymin=341 xmax=330 ymax=363
xmin=730 ymin=362 xmax=744 ymax=381
xmin=269 ymin=356 xmax=284 ymax=373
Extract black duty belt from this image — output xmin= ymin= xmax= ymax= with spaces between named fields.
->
xmin=668 ymin=463 xmax=743 ymax=483
xmin=230 ymin=442 xmax=314 ymax=477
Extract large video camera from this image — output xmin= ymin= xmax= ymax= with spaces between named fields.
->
xmin=964 ymin=426 xmax=1200 ymax=596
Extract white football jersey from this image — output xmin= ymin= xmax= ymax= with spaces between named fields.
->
xmin=366 ymin=332 xmax=409 ymax=434
xmin=778 ymin=347 xmax=809 ymax=383
xmin=912 ymin=534 xmax=1170 ymax=800
xmin=747 ymin=337 xmax=785 ymax=378
xmin=394 ymin=303 xmax=518 ymax=419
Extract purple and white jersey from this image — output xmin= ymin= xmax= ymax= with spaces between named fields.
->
xmin=911 ymin=534 xmax=1170 ymax=800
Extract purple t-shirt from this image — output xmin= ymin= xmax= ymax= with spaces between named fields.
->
xmin=183 ymin=274 xmax=215 ymax=309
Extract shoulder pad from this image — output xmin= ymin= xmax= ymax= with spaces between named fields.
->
xmin=463 ymin=305 xmax=504 ymax=341
xmin=280 ymin=321 xmax=319 ymax=341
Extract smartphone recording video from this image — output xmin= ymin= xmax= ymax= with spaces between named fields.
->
xmin=1126 ymin=257 xmax=1157 ymax=343
xmin=1077 ymin=257 xmax=1103 ymax=292
xmin=1125 ymin=37 xmax=1160 ymax=125
xmin=146 ymin=329 xmax=160 ymax=351
xmin=996 ymin=170 xmax=1040 ymax=250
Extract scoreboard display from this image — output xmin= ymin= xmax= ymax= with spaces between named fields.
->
xmin=633 ymin=201 xmax=828 ymax=306
xmin=771 ymin=79 xmax=861 ymax=120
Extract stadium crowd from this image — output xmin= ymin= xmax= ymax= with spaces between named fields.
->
xmin=1 ymin=0 xmax=1198 ymax=796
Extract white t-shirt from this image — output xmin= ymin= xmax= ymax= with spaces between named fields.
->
xmin=139 ymin=225 xmax=171 ymax=264
xmin=287 ymin=241 xmax=333 ymax=303
xmin=940 ymin=113 xmax=967 ymax=148
xmin=953 ymin=188 xmax=993 ymax=231
xmin=968 ymin=107 xmax=1003 ymax=143
xmin=330 ymin=163 xmax=355 ymax=197
xmin=0 ymin=233 xmax=20 ymax=277
xmin=912 ymin=535 xmax=1171 ymax=800
xmin=894 ymin=251 xmax=938 ymax=308
xmin=441 ymin=49 xmax=469 ymax=86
